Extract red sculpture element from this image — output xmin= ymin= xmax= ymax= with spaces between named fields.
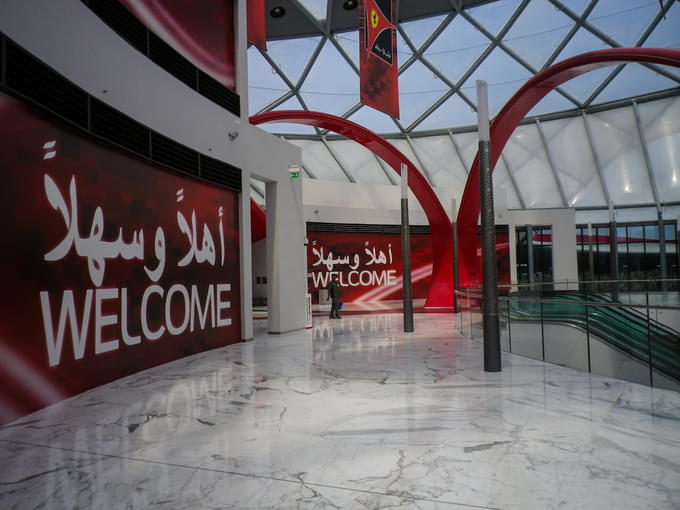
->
xmin=250 ymin=110 xmax=454 ymax=308
xmin=251 ymin=198 xmax=266 ymax=243
xmin=457 ymin=48 xmax=680 ymax=287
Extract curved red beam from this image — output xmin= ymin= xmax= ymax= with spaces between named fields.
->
xmin=250 ymin=198 xmax=266 ymax=243
xmin=249 ymin=110 xmax=454 ymax=308
xmin=457 ymin=48 xmax=680 ymax=287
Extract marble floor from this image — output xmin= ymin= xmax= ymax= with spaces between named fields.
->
xmin=1 ymin=313 xmax=679 ymax=509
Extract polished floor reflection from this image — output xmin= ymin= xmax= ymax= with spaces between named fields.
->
xmin=1 ymin=313 xmax=679 ymax=509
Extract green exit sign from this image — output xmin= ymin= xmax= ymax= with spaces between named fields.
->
xmin=289 ymin=171 xmax=300 ymax=178
xmin=289 ymin=165 xmax=301 ymax=179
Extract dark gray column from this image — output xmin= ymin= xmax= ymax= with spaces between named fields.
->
xmin=587 ymin=223 xmax=595 ymax=290
xmin=477 ymin=80 xmax=501 ymax=372
xmin=609 ymin=202 xmax=618 ymax=300
xmin=526 ymin=224 xmax=535 ymax=287
xmin=658 ymin=211 xmax=667 ymax=291
xmin=401 ymin=163 xmax=414 ymax=333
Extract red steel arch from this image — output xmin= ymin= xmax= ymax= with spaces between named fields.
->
xmin=457 ymin=48 xmax=680 ymax=287
xmin=249 ymin=110 xmax=454 ymax=308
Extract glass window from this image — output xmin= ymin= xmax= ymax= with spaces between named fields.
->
xmin=596 ymin=226 xmax=611 ymax=279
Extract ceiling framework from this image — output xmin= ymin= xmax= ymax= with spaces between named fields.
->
xmin=249 ymin=0 xmax=680 ymax=216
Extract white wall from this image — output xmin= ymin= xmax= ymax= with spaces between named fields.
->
xmin=303 ymin=179 xmax=459 ymax=225
xmin=0 ymin=0 xmax=306 ymax=336
xmin=506 ymin=208 xmax=579 ymax=286
xmin=251 ymin=240 xmax=267 ymax=300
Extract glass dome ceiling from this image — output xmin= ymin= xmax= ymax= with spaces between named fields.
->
xmin=247 ymin=0 xmax=680 ymax=219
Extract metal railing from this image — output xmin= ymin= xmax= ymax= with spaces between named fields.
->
xmin=455 ymin=280 xmax=680 ymax=392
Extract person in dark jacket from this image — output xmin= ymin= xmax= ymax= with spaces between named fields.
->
xmin=329 ymin=275 xmax=341 ymax=319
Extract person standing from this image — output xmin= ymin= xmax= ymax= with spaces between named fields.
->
xmin=329 ymin=275 xmax=341 ymax=319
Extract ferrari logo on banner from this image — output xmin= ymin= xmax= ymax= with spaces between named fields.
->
xmin=359 ymin=0 xmax=399 ymax=118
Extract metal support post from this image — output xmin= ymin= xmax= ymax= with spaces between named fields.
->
xmin=587 ymin=223 xmax=595 ymax=291
xmin=401 ymin=163 xmax=414 ymax=333
xmin=527 ymin=224 xmax=535 ymax=288
xmin=609 ymin=202 xmax=618 ymax=300
xmin=477 ymin=80 xmax=501 ymax=372
xmin=658 ymin=210 xmax=667 ymax=292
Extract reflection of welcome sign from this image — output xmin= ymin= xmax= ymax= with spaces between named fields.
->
xmin=0 ymin=93 xmax=241 ymax=426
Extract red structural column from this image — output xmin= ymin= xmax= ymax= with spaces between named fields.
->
xmin=457 ymin=48 xmax=680 ymax=287
xmin=249 ymin=110 xmax=455 ymax=308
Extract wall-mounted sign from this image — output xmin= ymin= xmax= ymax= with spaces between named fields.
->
xmin=0 ymin=93 xmax=241 ymax=426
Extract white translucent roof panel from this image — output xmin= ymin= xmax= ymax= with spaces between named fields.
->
xmin=401 ymin=14 xmax=449 ymax=50
xmin=387 ymin=139 xmax=430 ymax=184
xmin=415 ymin=93 xmax=477 ymax=131
xmin=637 ymin=96 xmax=680 ymax=203
xmin=247 ymin=47 xmax=290 ymax=113
xmin=553 ymin=29 xmax=614 ymax=102
xmin=526 ymin=90 xmax=579 ymax=117
xmin=396 ymin=29 xmax=414 ymax=64
xmin=410 ymin=135 xmax=468 ymax=189
xmin=326 ymin=140 xmax=392 ymax=185
xmin=462 ymin=46 xmax=533 ymax=117
xmin=300 ymin=40 xmax=358 ymax=116
xmin=266 ymin=36 xmax=322 ymax=85
xmin=540 ymin=116 xmax=606 ymax=208
xmin=594 ymin=64 xmax=679 ymax=104
xmin=260 ymin=96 xmax=317 ymax=134
xmin=424 ymin=16 xmax=489 ymax=86
xmin=298 ymin=0 xmax=326 ymax=21
xmin=559 ymin=0 xmax=594 ymax=17
xmin=492 ymin=156 xmax=522 ymax=209
xmin=453 ymin=131 xmax=480 ymax=171
xmin=334 ymin=31 xmax=359 ymax=68
xmin=643 ymin=3 xmax=680 ymax=81
xmin=501 ymin=123 xmax=562 ymax=208
xmin=467 ymin=0 xmax=522 ymax=37
xmin=502 ymin=0 xmax=573 ymax=70
xmin=347 ymin=104 xmax=400 ymax=133
xmin=588 ymin=106 xmax=655 ymax=205
xmin=288 ymin=139 xmax=347 ymax=182
xmin=588 ymin=0 xmax=659 ymax=47
xmin=398 ymin=60 xmax=448 ymax=127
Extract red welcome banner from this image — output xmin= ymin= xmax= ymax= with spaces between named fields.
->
xmin=0 ymin=93 xmax=241 ymax=426
xmin=306 ymin=230 xmax=510 ymax=305
xmin=359 ymin=0 xmax=399 ymax=118
xmin=306 ymin=232 xmax=432 ymax=303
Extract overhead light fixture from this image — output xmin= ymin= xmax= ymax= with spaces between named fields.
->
xmin=270 ymin=6 xmax=286 ymax=18
xmin=343 ymin=0 xmax=358 ymax=10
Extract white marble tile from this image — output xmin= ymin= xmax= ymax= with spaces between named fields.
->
xmin=1 ymin=313 xmax=679 ymax=509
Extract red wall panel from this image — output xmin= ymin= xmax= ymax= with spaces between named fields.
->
xmin=0 ymin=93 xmax=241 ymax=426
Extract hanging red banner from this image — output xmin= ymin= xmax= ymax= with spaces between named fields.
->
xmin=247 ymin=0 xmax=267 ymax=50
xmin=359 ymin=0 xmax=399 ymax=118
xmin=120 ymin=0 xmax=237 ymax=91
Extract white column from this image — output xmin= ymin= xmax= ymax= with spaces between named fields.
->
xmin=239 ymin=170 xmax=253 ymax=340
xmin=266 ymin=175 xmax=307 ymax=334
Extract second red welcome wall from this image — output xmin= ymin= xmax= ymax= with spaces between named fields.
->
xmin=457 ymin=48 xmax=680 ymax=287
xmin=250 ymin=111 xmax=455 ymax=309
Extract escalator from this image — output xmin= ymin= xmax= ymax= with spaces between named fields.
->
xmin=507 ymin=291 xmax=680 ymax=383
